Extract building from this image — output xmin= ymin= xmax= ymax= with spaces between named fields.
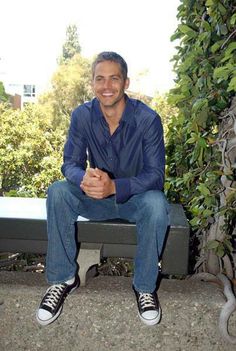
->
xmin=4 ymin=82 xmax=37 ymax=109
xmin=0 ymin=56 xmax=48 ymax=109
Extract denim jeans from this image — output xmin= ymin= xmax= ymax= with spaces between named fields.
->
xmin=46 ymin=180 xmax=169 ymax=293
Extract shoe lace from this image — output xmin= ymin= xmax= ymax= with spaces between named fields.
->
xmin=139 ymin=293 xmax=156 ymax=309
xmin=43 ymin=284 xmax=67 ymax=309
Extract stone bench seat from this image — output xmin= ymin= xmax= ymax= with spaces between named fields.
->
xmin=0 ymin=197 xmax=190 ymax=285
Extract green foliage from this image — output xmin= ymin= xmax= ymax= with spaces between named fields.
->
xmin=0 ymin=103 xmax=64 ymax=197
xmin=151 ymin=93 xmax=179 ymax=137
xmin=0 ymin=25 xmax=94 ymax=198
xmin=166 ymin=0 xmax=236 ymax=266
xmin=58 ymin=24 xmax=81 ymax=64
xmin=206 ymin=236 xmax=233 ymax=258
xmin=39 ymin=53 xmax=93 ymax=130
xmin=0 ymin=81 xmax=8 ymax=102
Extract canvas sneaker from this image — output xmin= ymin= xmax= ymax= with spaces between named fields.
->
xmin=36 ymin=275 xmax=80 ymax=326
xmin=133 ymin=285 xmax=161 ymax=326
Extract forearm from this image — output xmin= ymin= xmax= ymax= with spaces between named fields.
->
xmin=61 ymin=109 xmax=88 ymax=188
xmin=114 ymin=167 xmax=165 ymax=203
xmin=61 ymin=162 xmax=86 ymax=188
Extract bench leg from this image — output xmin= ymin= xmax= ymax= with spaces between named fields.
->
xmin=77 ymin=243 xmax=103 ymax=286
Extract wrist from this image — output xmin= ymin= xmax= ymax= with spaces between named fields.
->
xmin=111 ymin=180 xmax=116 ymax=195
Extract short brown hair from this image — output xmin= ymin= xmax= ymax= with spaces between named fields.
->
xmin=92 ymin=51 xmax=128 ymax=80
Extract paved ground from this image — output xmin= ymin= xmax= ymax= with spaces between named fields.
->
xmin=0 ymin=271 xmax=236 ymax=351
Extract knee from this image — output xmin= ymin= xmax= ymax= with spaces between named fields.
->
xmin=138 ymin=190 xmax=169 ymax=218
xmin=47 ymin=180 xmax=69 ymax=203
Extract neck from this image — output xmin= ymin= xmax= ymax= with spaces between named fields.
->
xmin=100 ymin=98 xmax=126 ymax=131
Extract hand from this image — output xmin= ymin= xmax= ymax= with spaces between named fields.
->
xmin=80 ymin=168 xmax=116 ymax=199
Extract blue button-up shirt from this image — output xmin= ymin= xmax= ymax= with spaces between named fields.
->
xmin=62 ymin=95 xmax=165 ymax=203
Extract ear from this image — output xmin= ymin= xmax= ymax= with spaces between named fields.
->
xmin=125 ymin=78 xmax=130 ymax=90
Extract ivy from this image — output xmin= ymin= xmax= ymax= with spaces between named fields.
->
xmin=166 ymin=0 xmax=236 ymax=275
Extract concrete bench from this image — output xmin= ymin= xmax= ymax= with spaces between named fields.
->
xmin=0 ymin=197 xmax=190 ymax=285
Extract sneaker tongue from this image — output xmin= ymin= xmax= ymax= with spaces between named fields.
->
xmin=65 ymin=277 xmax=75 ymax=285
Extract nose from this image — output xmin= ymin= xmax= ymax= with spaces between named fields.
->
xmin=103 ymin=78 xmax=112 ymax=89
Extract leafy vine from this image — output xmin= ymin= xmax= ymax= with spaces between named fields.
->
xmin=166 ymin=0 xmax=236 ymax=277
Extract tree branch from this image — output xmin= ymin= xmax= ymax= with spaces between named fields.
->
xmin=221 ymin=28 xmax=236 ymax=49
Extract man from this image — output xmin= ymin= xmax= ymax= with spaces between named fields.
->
xmin=36 ymin=51 xmax=169 ymax=327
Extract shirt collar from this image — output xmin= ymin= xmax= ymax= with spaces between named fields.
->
xmin=91 ymin=95 xmax=136 ymax=127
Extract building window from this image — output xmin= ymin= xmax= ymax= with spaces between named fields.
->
xmin=23 ymin=84 xmax=36 ymax=97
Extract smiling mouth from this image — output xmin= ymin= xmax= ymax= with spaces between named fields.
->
xmin=102 ymin=93 xmax=114 ymax=97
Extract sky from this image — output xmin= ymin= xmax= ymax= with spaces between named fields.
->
xmin=0 ymin=0 xmax=180 ymax=97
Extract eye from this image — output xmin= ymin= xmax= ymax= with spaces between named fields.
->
xmin=95 ymin=76 xmax=103 ymax=82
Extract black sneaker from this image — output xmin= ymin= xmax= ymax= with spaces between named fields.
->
xmin=133 ymin=285 xmax=161 ymax=326
xmin=36 ymin=276 xmax=80 ymax=326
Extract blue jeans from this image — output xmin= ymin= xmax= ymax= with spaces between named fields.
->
xmin=46 ymin=180 xmax=169 ymax=293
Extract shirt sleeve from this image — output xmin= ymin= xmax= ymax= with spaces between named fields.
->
xmin=61 ymin=109 xmax=87 ymax=189
xmin=114 ymin=115 xmax=165 ymax=203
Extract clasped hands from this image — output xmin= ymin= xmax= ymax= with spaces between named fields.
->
xmin=80 ymin=168 xmax=116 ymax=199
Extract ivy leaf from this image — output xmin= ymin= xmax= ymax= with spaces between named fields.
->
xmin=197 ymin=183 xmax=211 ymax=196
xmin=198 ymin=137 xmax=207 ymax=148
xmin=225 ymin=42 xmax=236 ymax=55
xmin=196 ymin=110 xmax=208 ymax=128
xmin=202 ymin=21 xmax=211 ymax=32
xmin=202 ymin=208 xmax=213 ymax=217
xmin=206 ymin=240 xmax=219 ymax=250
xmin=216 ymin=244 xmax=225 ymax=258
xmin=221 ymin=42 xmax=236 ymax=63
xmin=206 ymin=0 xmax=214 ymax=6
xmin=178 ymin=24 xmax=197 ymax=38
xmin=170 ymin=31 xmax=182 ymax=42
xmin=189 ymin=217 xmax=200 ymax=226
xmin=192 ymin=98 xmax=209 ymax=128
xmin=192 ymin=98 xmax=208 ymax=113
xmin=186 ymin=132 xmax=198 ymax=143
xmin=216 ymin=24 xmax=228 ymax=36
xmin=213 ymin=66 xmax=231 ymax=82
xmin=224 ymin=239 xmax=233 ymax=253
xmin=218 ymin=3 xmax=227 ymax=15
xmin=164 ymin=182 xmax=171 ymax=190
xmin=210 ymin=41 xmax=223 ymax=53
xmin=227 ymin=76 xmax=236 ymax=92
xmin=230 ymin=13 xmax=236 ymax=25
xmin=186 ymin=137 xmax=196 ymax=144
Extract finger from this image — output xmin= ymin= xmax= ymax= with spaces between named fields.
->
xmin=87 ymin=168 xmax=101 ymax=179
xmin=94 ymin=168 xmax=107 ymax=178
xmin=80 ymin=183 xmax=104 ymax=193
xmin=81 ymin=178 xmax=103 ymax=187
xmin=81 ymin=187 xmax=104 ymax=199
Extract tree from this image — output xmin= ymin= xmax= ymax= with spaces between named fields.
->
xmin=0 ymin=103 xmax=65 ymax=197
xmin=151 ymin=93 xmax=179 ymax=136
xmin=0 ymin=25 xmax=93 ymax=198
xmin=58 ymin=24 xmax=81 ymax=64
xmin=166 ymin=0 xmax=236 ymax=278
xmin=39 ymin=53 xmax=93 ymax=131
xmin=0 ymin=81 xmax=8 ymax=103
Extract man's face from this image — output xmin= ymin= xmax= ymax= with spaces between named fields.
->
xmin=92 ymin=60 xmax=130 ymax=108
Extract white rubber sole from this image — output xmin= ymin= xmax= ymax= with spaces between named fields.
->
xmin=139 ymin=307 xmax=162 ymax=326
xmin=36 ymin=284 xmax=79 ymax=326
xmin=36 ymin=305 xmax=63 ymax=326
